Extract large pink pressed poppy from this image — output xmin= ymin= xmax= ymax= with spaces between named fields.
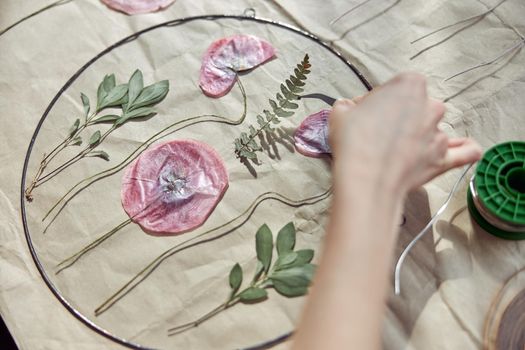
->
xmin=121 ymin=140 xmax=228 ymax=236
xmin=294 ymin=109 xmax=332 ymax=158
xmin=199 ymin=35 xmax=276 ymax=98
xmin=100 ymin=0 xmax=176 ymax=15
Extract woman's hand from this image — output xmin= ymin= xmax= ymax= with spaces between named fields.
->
xmin=293 ymin=73 xmax=482 ymax=350
xmin=329 ymin=73 xmax=482 ymax=195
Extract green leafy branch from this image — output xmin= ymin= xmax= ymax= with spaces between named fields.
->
xmin=25 ymin=69 xmax=169 ymax=201
xmin=234 ymin=54 xmax=311 ymax=163
xmin=167 ymin=222 xmax=316 ymax=336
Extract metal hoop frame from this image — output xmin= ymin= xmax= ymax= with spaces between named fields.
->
xmin=20 ymin=14 xmax=372 ymax=350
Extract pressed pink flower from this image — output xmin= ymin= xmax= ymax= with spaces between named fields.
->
xmin=199 ymin=35 xmax=276 ymax=98
xmin=121 ymin=140 xmax=228 ymax=235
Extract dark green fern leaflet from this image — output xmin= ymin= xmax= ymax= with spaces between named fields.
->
xmin=234 ymin=54 xmax=311 ymax=163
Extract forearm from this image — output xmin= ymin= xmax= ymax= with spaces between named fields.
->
xmin=292 ymin=165 xmax=405 ymax=350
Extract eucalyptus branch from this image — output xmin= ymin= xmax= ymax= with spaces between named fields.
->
xmin=167 ymin=222 xmax=317 ymax=336
xmin=93 ymin=189 xmax=330 ymax=317
xmin=41 ymin=80 xmax=247 ymax=232
xmin=25 ymin=69 xmax=170 ymax=201
xmin=234 ymin=54 xmax=311 ymax=163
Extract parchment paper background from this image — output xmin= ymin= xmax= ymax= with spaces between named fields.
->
xmin=0 ymin=0 xmax=524 ymax=349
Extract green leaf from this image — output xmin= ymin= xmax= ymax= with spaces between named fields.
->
xmin=274 ymin=252 xmax=298 ymax=270
xmin=115 ymin=107 xmax=156 ymax=126
xmin=272 ymin=280 xmax=308 ymax=297
xmin=126 ymin=69 xmax=144 ymax=111
xmin=103 ymin=74 xmax=116 ymax=92
xmin=88 ymin=150 xmax=110 ymax=161
xmin=130 ymin=80 xmax=169 ymax=110
xmin=248 ymin=139 xmax=260 ymax=150
xmin=269 ymin=99 xmax=278 ymax=111
xmin=69 ymin=118 xmax=80 ymax=137
xmin=240 ymin=149 xmax=257 ymax=160
xmin=240 ymin=132 xmax=249 ymax=144
xmin=294 ymin=68 xmax=306 ymax=80
xmin=270 ymin=264 xmax=316 ymax=297
xmin=238 ymin=287 xmax=267 ymax=302
xmin=99 ymin=84 xmax=128 ymax=110
xmin=263 ymin=110 xmax=274 ymax=122
xmin=89 ymin=130 xmax=101 ymax=146
xmin=70 ymin=136 xmax=82 ymax=146
xmin=281 ymin=100 xmax=299 ymax=109
xmin=256 ymin=224 xmax=273 ymax=273
xmin=229 ymin=263 xmax=243 ymax=293
xmin=286 ymin=249 xmax=314 ymax=269
xmin=91 ymin=114 xmax=120 ymax=124
xmin=97 ymin=74 xmax=116 ymax=109
xmin=80 ymin=93 xmax=90 ymax=120
xmin=234 ymin=139 xmax=242 ymax=151
xmin=252 ymin=260 xmax=265 ymax=283
xmin=290 ymin=75 xmax=305 ymax=87
xmin=276 ymin=222 xmax=296 ymax=256
xmin=274 ymin=108 xmax=295 ymax=118
xmin=280 ymin=84 xmax=297 ymax=100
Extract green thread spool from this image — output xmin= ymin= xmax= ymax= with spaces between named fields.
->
xmin=467 ymin=141 xmax=525 ymax=240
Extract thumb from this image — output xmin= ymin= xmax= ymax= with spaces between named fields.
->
xmin=329 ymin=99 xmax=357 ymax=155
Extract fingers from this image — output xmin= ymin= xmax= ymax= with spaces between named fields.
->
xmin=428 ymin=98 xmax=445 ymax=126
xmin=441 ymin=138 xmax=483 ymax=170
xmin=329 ymin=99 xmax=357 ymax=154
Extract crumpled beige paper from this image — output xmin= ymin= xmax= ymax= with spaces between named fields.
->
xmin=0 ymin=0 xmax=524 ymax=349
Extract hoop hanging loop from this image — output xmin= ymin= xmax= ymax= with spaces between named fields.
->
xmin=243 ymin=8 xmax=256 ymax=17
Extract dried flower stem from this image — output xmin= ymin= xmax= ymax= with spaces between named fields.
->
xmin=329 ymin=0 xmax=376 ymax=26
xmin=411 ymin=0 xmax=508 ymax=44
xmin=25 ymin=112 xmax=96 ymax=201
xmin=35 ymin=125 xmax=116 ymax=187
xmin=167 ymin=301 xmax=233 ymax=336
xmin=55 ymin=219 xmax=132 ymax=274
xmin=443 ymin=39 xmax=524 ymax=82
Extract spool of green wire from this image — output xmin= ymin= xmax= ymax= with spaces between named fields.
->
xmin=467 ymin=141 xmax=525 ymax=240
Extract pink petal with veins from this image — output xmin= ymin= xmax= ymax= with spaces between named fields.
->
xmin=121 ymin=140 xmax=228 ymax=236
xmin=199 ymin=35 xmax=276 ymax=97
xmin=294 ymin=109 xmax=332 ymax=158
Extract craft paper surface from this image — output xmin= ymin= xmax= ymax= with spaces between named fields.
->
xmin=0 ymin=0 xmax=524 ymax=349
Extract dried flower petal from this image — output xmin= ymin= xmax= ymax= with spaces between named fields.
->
xmin=199 ymin=35 xmax=276 ymax=98
xmin=100 ymin=0 xmax=176 ymax=15
xmin=121 ymin=140 xmax=228 ymax=235
xmin=294 ymin=109 xmax=331 ymax=158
